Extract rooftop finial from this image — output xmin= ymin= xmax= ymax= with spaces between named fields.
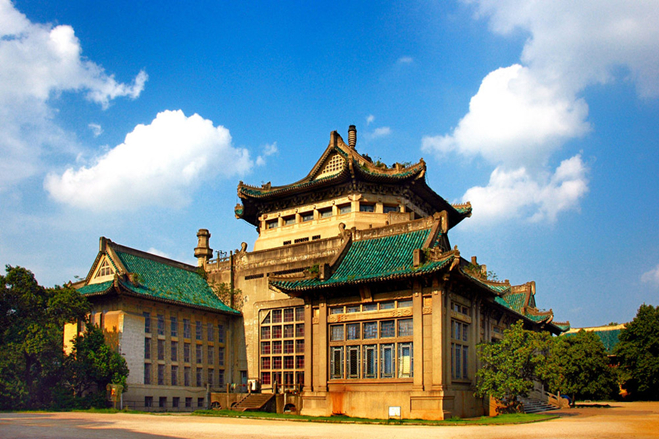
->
xmin=348 ymin=125 xmax=357 ymax=148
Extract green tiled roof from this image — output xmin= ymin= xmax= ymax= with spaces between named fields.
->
xmin=114 ymin=251 xmax=238 ymax=314
xmin=564 ymin=328 xmax=621 ymax=353
xmin=462 ymin=269 xmax=511 ymax=294
xmin=272 ymin=228 xmax=452 ymax=291
xmin=496 ymin=292 xmax=527 ymax=310
xmin=78 ymin=280 xmax=113 ymax=295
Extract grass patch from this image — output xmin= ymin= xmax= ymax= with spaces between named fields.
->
xmin=192 ymin=409 xmax=556 ymax=425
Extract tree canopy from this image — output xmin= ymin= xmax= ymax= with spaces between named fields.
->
xmin=615 ymin=304 xmax=659 ymax=400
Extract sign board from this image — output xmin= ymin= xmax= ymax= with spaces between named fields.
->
xmin=388 ymin=406 xmax=401 ymax=419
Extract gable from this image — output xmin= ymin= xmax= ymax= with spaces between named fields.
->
xmin=314 ymin=153 xmax=345 ymax=180
xmin=89 ymin=256 xmax=116 ymax=284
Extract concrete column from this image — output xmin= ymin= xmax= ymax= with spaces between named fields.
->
xmin=443 ymin=283 xmax=451 ymax=386
xmin=470 ymin=299 xmax=481 ymax=381
xmin=413 ymin=281 xmax=424 ymax=390
xmin=304 ymin=300 xmax=313 ymax=391
xmin=317 ymin=300 xmax=328 ymax=391
xmin=431 ymin=278 xmax=444 ymax=390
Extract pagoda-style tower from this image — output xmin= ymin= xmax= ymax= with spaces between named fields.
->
xmin=235 ymin=126 xmax=472 ymax=250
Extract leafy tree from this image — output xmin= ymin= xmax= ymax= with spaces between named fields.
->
xmin=475 ymin=321 xmax=548 ymax=411
xmin=0 ymin=266 xmax=90 ymax=409
xmin=615 ymin=304 xmax=659 ymax=399
xmin=65 ymin=324 xmax=129 ymax=408
xmin=541 ymin=330 xmax=617 ymax=404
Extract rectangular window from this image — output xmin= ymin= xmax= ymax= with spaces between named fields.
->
xmin=157 ymin=314 xmax=165 ymax=335
xmin=380 ymin=344 xmax=394 ymax=378
xmin=261 ymin=326 xmax=271 ymax=340
xmin=218 ymin=346 xmax=225 ymax=366
xmin=218 ymin=370 xmax=225 ymax=387
xmin=320 ymin=208 xmax=332 ymax=218
xmin=145 ymin=396 xmax=153 ymax=408
xmin=170 ymin=316 xmax=178 ymax=337
xmin=208 ymin=346 xmax=215 ymax=365
xmin=380 ymin=320 xmax=395 ymax=338
xmin=208 ymin=369 xmax=214 ymax=387
xmin=184 ymin=367 xmax=191 ymax=386
xmin=272 ymin=341 xmax=282 ymax=354
xmin=362 ymin=303 xmax=377 ymax=312
xmin=196 ymin=321 xmax=202 ymax=340
xmin=283 ymin=216 xmax=296 ymax=225
xmin=172 ymin=397 xmax=179 ymax=408
xmin=301 ymin=212 xmax=314 ymax=222
xmin=185 ymin=397 xmax=192 ymax=408
xmin=144 ymin=338 xmax=151 ymax=359
xmin=398 ymin=342 xmax=413 ymax=378
xmin=171 ymin=341 xmax=178 ymax=362
xmin=158 ymin=339 xmax=165 ymax=360
xmin=183 ymin=319 xmax=191 ymax=338
xmin=198 ymin=397 xmax=204 ymax=408
xmin=398 ymin=319 xmax=413 ymax=337
xmin=159 ymin=396 xmax=167 ymax=408
xmin=144 ymin=312 xmax=151 ymax=333
xmin=272 ymin=325 xmax=282 ymax=339
xmin=144 ymin=363 xmax=151 ymax=384
xmin=284 ymin=356 xmax=294 ymax=369
xmin=363 ymin=345 xmax=377 ymax=378
xmin=284 ymin=340 xmax=294 ymax=354
xmin=330 ymin=307 xmax=344 ymax=315
xmin=158 ymin=364 xmax=165 ymax=385
xmin=296 ymin=339 xmax=305 ymax=353
xmin=330 ymin=346 xmax=344 ymax=379
xmin=295 ymin=307 xmax=304 ymax=321
xmin=262 ymin=357 xmax=271 ymax=369
xmin=383 ymin=205 xmax=400 ymax=213
xmin=363 ymin=322 xmax=377 ymax=339
xmin=207 ymin=323 xmax=214 ymax=342
xmin=272 ymin=309 xmax=282 ymax=323
xmin=339 ymin=204 xmax=351 ymax=214
xmin=171 ymin=365 xmax=178 ymax=386
xmin=218 ymin=324 xmax=225 ymax=343
xmin=196 ymin=368 xmax=202 ymax=387
xmin=196 ymin=344 xmax=202 ymax=364
xmin=330 ymin=325 xmax=344 ymax=341
xmin=261 ymin=342 xmax=271 ymax=355
xmin=347 ymin=346 xmax=360 ymax=378
xmin=283 ymin=324 xmax=294 ymax=338
xmin=346 ymin=323 xmax=360 ymax=340
xmin=295 ymin=323 xmax=304 ymax=338
xmin=184 ymin=343 xmax=190 ymax=362
xmin=260 ymin=372 xmax=270 ymax=385
xmin=379 ymin=301 xmax=395 ymax=310
xmin=359 ymin=203 xmax=374 ymax=212
xmin=273 ymin=356 xmax=282 ymax=369
xmin=346 ymin=305 xmax=360 ymax=313
xmin=284 ymin=308 xmax=294 ymax=322
xmin=398 ymin=299 xmax=413 ymax=308
xmin=296 ymin=356 xmax=304 ymax=369
xmin=267 ymin=219 xmax=278 ymax=229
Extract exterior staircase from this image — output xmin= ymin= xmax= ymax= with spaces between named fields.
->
xmin=520 ymin=397 xmax=560 ymax=414
xmin=232 ymin=393 xmax=275 ymax=412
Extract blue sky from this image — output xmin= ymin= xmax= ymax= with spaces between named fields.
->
xmin=1 ymin=0 xmax=658 ymax=327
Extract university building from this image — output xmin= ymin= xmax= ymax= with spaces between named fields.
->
xmin=67 ymin=126 xmax=568 ymax=418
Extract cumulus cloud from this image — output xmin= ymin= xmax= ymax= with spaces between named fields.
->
xmin=366 ymin=114 xmax=375 ymax=126
xmin=364 ymin=126 xmax=392 ymax=141
xmin=45 ymin=110 xmax=253 ymax=211
xmin=256 ymin=142 xmax=278 ymax=167
xmin=424 ymin=0 xmax=659 ymax=224
xmin=0 ymin=0 xmax=147 ymax=189
xmin=641 ymin=265 xmax=659 ymax=287
xmin=147 ymin=248 xmax=171 ymax=259
xmin=397 ymin=56 xmax=413 ymax=64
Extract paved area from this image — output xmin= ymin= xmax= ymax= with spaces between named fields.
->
xmin=1 ymin=402 xmax=658 ymax=439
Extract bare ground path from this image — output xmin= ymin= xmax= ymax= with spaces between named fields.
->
xmin=1 ymin=402 xmax=658 ymax=439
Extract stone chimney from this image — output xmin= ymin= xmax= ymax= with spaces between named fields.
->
xmin=194 ymin=229 xmax=213 ymax=267
xmin=348 ymin=125 xmax=357 ymax=148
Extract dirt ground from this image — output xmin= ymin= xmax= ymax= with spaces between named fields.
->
xmin=1 ymin=402 xmax=658 ymax=439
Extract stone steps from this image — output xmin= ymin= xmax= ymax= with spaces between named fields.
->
xmin=233 ymin=393 xmax=275 ymax=412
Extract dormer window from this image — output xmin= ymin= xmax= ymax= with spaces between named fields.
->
xmin=283 ymin=216 xmax=296 ymax=226
xmin=360 ymin=203 xmax=375 ymax=213
xmin=95 ymin=260 xmax=114 ymax=278
xmin=267 ymin=220 xmax=278 ymax=229
xmin=301 ymin=212 xmax=314 ymax=222
xmin=339 ymin=204 xmax=351 ymax=214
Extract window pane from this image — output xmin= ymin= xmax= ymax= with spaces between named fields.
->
xmin=284 ymin=308 xmax=294 ymax=322
xmin=346 ymin=305 xmax=360 ymax=313
xmin=398 ymin=299 xmax=413 ymax=308
xmin=380 ymin=320 xmax=395 ymax=338
xmin=284 ymin=340 xmax=294 ymax=354
xmin=295 ymin=307 xmax=304 ymax=322
xmin=261 ymin=326 xmax=271 ymax=340
xmin=380 ymin=344 xmax=394 ymax=378
xmin=261 ymin=342 xmax=270 ymax=355
xmin=171 ymin=341 xmax=178 ymax=362
xmin=295 ymin=323 xmax=304 ymax=338
xmin=330 ymin=325 xmax=344 ymax=341
xmin=272 ymin=325 xmax=282 ymax=339
xmin=362 ymin=303 xmax=377 ymax=312
xmin=363 ymin=345 xmax=377 ymax=378
xmin=363 ymin=322 xmax=377 ymax=339
xmin=296 ymin=339 xmax=305 ymax=353
xmin=272 ymin=309 xmax=282 ymax=323
xmin=346 ymin=323 xmax=360 ymax=340
xmin=347 ymin=346 xmax=360 ymax=378
xmin=398 ymin=319 xmax=413 ymax=337
xmin=283 ymin=324 xmax=294 ymax=338
xmin=379 ymin=301 xmax=395 ymax=310
xmin=398 ymin=343 xmax=413 ymax=378
xmin=171 ymin=317 xmax=178 ymax=337
xmin=272 ymin=341 xmax=282 ymax=354
xmin=330 ymin=347 xmax=344 ymax=379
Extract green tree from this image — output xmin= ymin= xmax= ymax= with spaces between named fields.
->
xmin=65 ymin=324 xmax=129 ymax=408
xmin=615 ymin=304 xmax=659 ymax=400
xmin=541 ymin=331 xmax=617 ymax=404
xmin=475 ymin=321 xmax=548 ymax=411
xmin=0 ymin=266 xmax=90 ymax=409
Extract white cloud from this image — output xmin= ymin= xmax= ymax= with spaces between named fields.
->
xmin=0 ymin=0 xmax=147 ymax=189
xmin=45 ymin=110 xmax=253 ymax=211
xmin=365 ymin=126 xmax=392 ymax=141
xmin=147 ymin=248 xmax=171 ymax=259
xmin=256 ymin=142 xmax=278 ymax=167
xmin=88 ymin=123 xmax=103 ymax=137
xmin=397 ymin=56 xmax=413 ymax=64
xmin=424 ymin=0 xmax=659 ymax=224
xmin=641 ymin=264 xmax=659 ymax=287
xmin=366 ymin=115 xmax=375 ymax=126
xmin=463 ymin=154 xmax=588 ymax=225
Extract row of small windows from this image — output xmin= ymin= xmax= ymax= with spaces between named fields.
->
xmin=145 ymin=338 xmax=225 ymax=366
xmin=144 ymin=312 xmax=225 ymax=343
xmin=144 ymin=396 xmax=205 ymax=409
xmin=330 ymin=319 xmax=413 ymax=341
xmin=144 ymin=364 xmax=224 ymax=388
xmin=265 ymin=203 xmax=402 ymax=229
xmin=330 ymin=299 xmax=412 ymax=315
xmin=330 ymin=342 xmax=413 ymax=380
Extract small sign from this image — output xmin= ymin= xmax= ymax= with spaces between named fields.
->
xmin=388 ymin=406 xmax=401 ymax=419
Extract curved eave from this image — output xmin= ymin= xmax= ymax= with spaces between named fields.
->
xmin=270 ymin=257 xmax=453 ymax=295
xmin=458 ymin=267 xmax=511 ymax=295
xmin=351 ymin=159 xmax=426 ymax=183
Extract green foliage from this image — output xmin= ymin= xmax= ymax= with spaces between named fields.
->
xmin=65 ymin=324 xmax=129 ymax=408
xmin=540 ymin=331 xmax=617 ymax=403
xmin=0 ymin=265 xmax=90 ymax=410
xmin=475 ymin=321 xmax=545 ymax=411
xmin=211 ymin=282 xmax=244 ymax=311
xmin=615 ymin=304 xmax=659 ymax=400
